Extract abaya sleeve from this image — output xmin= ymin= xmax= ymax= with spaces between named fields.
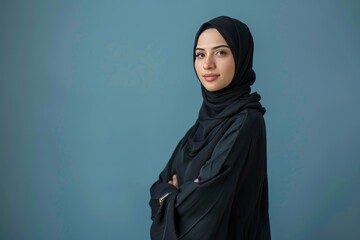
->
xmin=149 ymin=108 xmax=269 ymax=240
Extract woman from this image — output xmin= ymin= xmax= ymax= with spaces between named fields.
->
xmin=149 ymin=16 xmax=271 ymax=240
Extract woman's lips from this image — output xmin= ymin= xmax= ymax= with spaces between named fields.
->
xmin=202 ymin=73 xmax=220 ymax=82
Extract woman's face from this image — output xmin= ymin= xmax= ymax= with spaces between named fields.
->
xmin=194 ymin=28 xmax=235 ymax=92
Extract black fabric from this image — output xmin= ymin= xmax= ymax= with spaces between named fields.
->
xmin=149 ymin=16 xmax=271 ymax=240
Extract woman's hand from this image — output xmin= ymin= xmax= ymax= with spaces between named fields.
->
xmin=169 ymin=175 xmax=200 ymax=189
xmin=168 ymin=175 xmax=179 ymax=189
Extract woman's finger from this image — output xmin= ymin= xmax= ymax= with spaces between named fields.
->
xmin=172 ymin=175 xmax=178 ymax=189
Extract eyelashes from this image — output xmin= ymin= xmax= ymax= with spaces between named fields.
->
xmin=195 ymin=52 xmax=205 ymax=58
xmin=195 ymin=50 xmax=228 ymax=59
xmin=215 ymin=50 xmax=227 ymax=56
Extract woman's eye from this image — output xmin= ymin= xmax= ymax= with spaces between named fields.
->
xmin=195 ymin=53 xmax=205 ymax=58
xmin=216 ymin=50 xmax=226 ymax=56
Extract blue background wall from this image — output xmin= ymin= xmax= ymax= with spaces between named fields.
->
xmin=1 ymin=0 xmax=359 ymax=239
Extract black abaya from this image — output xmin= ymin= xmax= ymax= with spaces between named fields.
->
xmin=149 ymin=16 xmax=271 ymax=240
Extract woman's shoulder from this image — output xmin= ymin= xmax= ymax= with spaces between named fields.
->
xmin=230 ymin=108 xmax=265 ymax=135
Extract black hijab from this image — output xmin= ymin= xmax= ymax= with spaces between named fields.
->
xmin=194 ymin=16 xmax=263 ymax=116
xmin=185 ymin=16 xmax=265 ymax=159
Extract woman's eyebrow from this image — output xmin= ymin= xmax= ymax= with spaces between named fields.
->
xmin=195 ymin=45 xmax=230 ymax=51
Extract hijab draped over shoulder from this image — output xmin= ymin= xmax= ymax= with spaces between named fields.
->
xmin=149 ymin=16 xmax=271 ymax=240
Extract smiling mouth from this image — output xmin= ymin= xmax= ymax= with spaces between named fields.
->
xmin=202 ymin=74 xmax=220 ymax=82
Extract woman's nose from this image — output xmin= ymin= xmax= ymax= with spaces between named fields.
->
xmin=203 ymin=56 xmax=215 ymax=69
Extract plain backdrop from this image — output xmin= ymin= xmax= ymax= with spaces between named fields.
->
xmin=1 ymin=0 xmax=359 ymax=239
